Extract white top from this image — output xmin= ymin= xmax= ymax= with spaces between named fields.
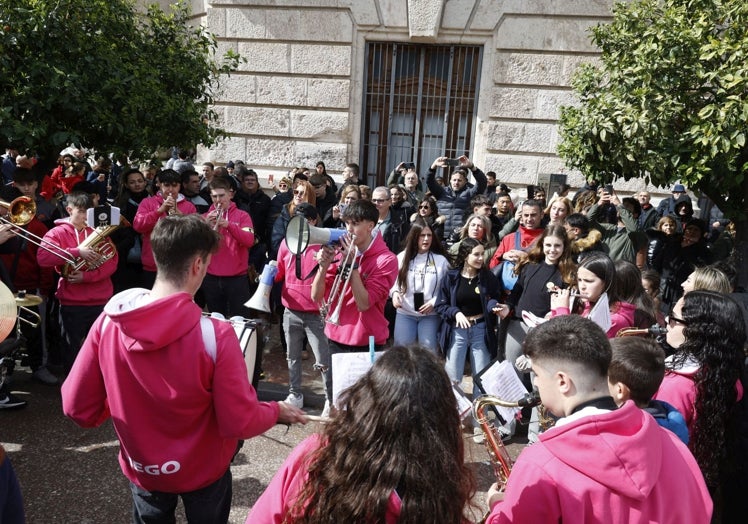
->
xmin=390 ymin=251 xmax=450 ymax=317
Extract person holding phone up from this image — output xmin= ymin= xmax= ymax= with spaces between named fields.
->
xmin=425 ymin=155 xmax=487 ymax=246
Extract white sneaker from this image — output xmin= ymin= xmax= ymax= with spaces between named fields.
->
xmin=321 ymin=400 xmax=331 ymax=418
xmin=473 ymin=427 xmax=485 ymax=444
xmin=284 ymin=393 xmax=303 ymax=409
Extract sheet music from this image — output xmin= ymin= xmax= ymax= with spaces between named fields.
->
xmin=452 ymin=383 xmax=473 ymax=420
xmin=587 ymin=292 xmax=612 ymax=333
xmin=331 ymin=352 xmax=384 ymax=407
xmin=477 ymin=360 xmax=530 ymax=423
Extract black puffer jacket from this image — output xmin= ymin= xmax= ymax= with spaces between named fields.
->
xmin=426 ymin=167 xmax=486 ymax=241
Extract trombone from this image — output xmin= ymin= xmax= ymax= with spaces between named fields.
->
xmin=0 ymin=196 xmax=76 ymax=264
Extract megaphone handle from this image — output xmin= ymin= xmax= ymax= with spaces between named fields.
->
xmin=295 ymin=214 xmax=304 ymax=254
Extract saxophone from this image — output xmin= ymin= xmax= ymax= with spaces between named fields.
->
xmin=472 ymin=391 xmax=543 ymax=485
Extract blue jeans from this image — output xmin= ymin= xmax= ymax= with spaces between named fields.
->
xmin=283 ymin=308 xmax=332 ymax=402
xmin=0 ymin=452 xmax=24 ymax=524
xmin=393 ymin=311 xmax=441 ymax=352
xmin=444 ymin=323 xmax=491 ymax=398
xmin=130 ymin=468 xmax=232 ymax=524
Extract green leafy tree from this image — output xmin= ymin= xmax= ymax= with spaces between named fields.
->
xmin=558 ymin=0 xmax=748 ymax=262
xmin=0 ymin=0 xmax=240 ymax=164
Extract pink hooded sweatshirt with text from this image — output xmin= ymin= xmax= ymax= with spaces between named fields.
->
xmin=61 ymin=289 xmax=279 ymax=493
xmin=486 ymin=401 xmax=712 ymax=524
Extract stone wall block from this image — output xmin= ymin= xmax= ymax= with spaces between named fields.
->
xmin=217 ymin=74 xmax=257 ymax=104
xmin=441 ymin=0 xmax=475 ymax=29
xmin=489 ymin=87 xmax=536 ymax=119
xmin=300 ymin=10 xmax=355 ymax=42
xmin=256 ymin=76 xmax=307 ymax=106
xmin=226 ymin=8 xmax=266 ymax=39
xmin=208 ymin=136 xmax=247 ymax=164
xmin=483 ymin=153 xmax=539 ymax=183
xmin=308 ymin=79 xmax=350 ymax=109
xmin=245 ymin=138 xmax=296 ymax=166
xmin=205 ymin=7 xmax=226 ymax=34
xmin=380 ymin=0 xmax=409 ymax=28
xmin=291 ymin=110 xmax=349 ymax=138
xmin=486 ymin=122 xmax=558 ymax=154
xmin=294 ymin=142 xmax=348 ymax=170
xmin=494 ymin=52 xmax=565 ymax=86
xmin=228 ymin=107 xmax=290 ymax=137
xmin=238 ymin=42 xmax=289 ymax=73
xmin=496 ymin=17 xmax=600 ymax=53
xmin=407 ymin=0 xmax=444 ymax=39
xmin=291 ymin=45 xmax=351 ymax=76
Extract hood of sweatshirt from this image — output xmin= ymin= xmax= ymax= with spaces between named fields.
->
xmin=539 ymin=401 xmax=664 ymax=500
xmin=102 ymin=288 xmax=201 ymax=352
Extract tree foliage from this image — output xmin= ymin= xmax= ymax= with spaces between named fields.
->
xmin=0 ymin=0 xmax=241 ymax=162
xmin=558 ymin=0 xmax=748 ymax=221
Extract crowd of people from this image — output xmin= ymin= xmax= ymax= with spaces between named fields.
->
xmin=1 ymin=145 xmax=747 ymax=523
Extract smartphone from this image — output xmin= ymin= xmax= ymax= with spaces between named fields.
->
xmin=413 ymin=292 xmax=424 ymax=310
xmin=604 ymin=184 xmax=614 ymax=194
xmin=444 ymin=158 xmax=460 ymax=167
xmin=268 ymin=174 xmax=274 ymax=185
xmin=404 ymin=162 xmax=416 ymax=171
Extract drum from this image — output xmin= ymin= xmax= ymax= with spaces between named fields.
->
xmin=206 ymin=313 xmax=258 ymax=384
xmin=229 ymin=316 xmax=258 ymax=385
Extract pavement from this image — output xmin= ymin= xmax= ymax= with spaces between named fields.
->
xmin=1 ymin=324 xmax=528 ymax=523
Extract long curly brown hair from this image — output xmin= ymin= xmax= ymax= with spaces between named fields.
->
xmin=514 ymin=224 xmax=576 ymax=285
xmin=674 ymin=291 xmax=746 ymax=490
xmin=285 ymin=345 xmax=477 ymax=523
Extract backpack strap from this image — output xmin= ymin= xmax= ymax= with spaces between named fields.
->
xmin=200 ymin=316 xmax=217 ymax=363
xmin=514 ymin=230 xmax=522 ymax=250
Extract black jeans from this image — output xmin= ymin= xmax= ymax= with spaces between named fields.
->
xmin=130 ymin=468 xmax=232 ymax=524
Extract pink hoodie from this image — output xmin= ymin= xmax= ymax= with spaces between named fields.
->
xmin=133 ymin=194 xmax=197 ymax=271
xmin=552 ymin=300 xmax=637 ymax=338
xmin=36 ymin=219 xmax=117 ymax=306
xmin=245 ymin=434 xmax=401 ymax=523
xmin=321 ymin=233 xmax=398 ymax=346
xmin=61 ymin=289 xmax=279 ymax=493
xmin=203 ymin=202 xmax=255 ymax=276
xmin=487 ymin=401 xmax=712 ymax=523
xmin=275 ymin=239 xmax=321 ymax=313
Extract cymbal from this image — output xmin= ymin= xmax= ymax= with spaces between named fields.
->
xmin=15 ymin=292 xmax=42 ymax=307
xmin=0 ymin=282 xmax=17 ymax=341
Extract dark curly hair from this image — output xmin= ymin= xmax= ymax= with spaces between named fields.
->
xmin=285 ymin=345 xmax=477 ymax=523
xmin=673 ymin=291 xmax=747 ymax=490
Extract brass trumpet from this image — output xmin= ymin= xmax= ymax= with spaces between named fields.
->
xmin=321 ymin=237 xmax=360 ymax=325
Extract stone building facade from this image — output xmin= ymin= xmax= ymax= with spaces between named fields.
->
xmin=191 ymin=0 xmax=616 ymax=189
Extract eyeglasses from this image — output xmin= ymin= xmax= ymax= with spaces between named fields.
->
xmin=371 ymin=198 xmax=389 ymax=204
xmin=418 ymin=205 xmax=430 ymax=210
xmin=666 ymin=312 xmax=688 ymax=326
xmin=278 ymin=184 xmax=288 ymax=189
xmin=293 ymin=190 xmax=305 ymax=196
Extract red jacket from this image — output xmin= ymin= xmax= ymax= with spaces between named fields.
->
xmin=61 ymin=289 xmax=279 ymax=493
xmin=36 ymin=219 xmax=117 ymax=306
xmin=0 ymin=217 xmax=55 ymax=293
xmin=489 ymin=226 xmax=544 ymax=269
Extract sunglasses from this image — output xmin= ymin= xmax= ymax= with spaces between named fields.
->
xmin=419 ymin=205 xmax=430 ymax=210
xmin=293 ymin=190 xmax=305 ymax=196
xmin=666 ymin=311 xmax=688 ymax=326
xmin=279 ymin=183 xmax=288 ymax=188
xmin=371 ymin=198 xmax=389 ymax=203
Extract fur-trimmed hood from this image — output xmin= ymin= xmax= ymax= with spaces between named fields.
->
xmin=572 ymin=228 xmax=603 ymax=252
